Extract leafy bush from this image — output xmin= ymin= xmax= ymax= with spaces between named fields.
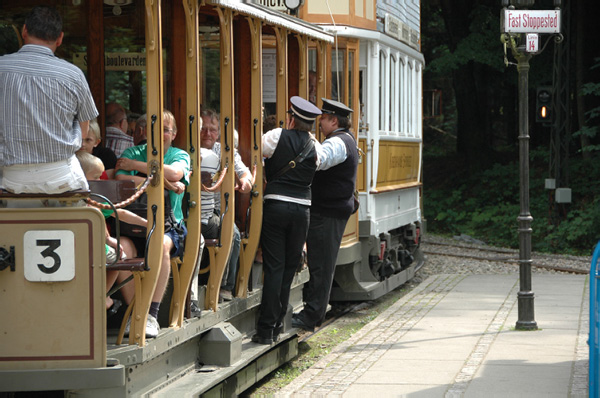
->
xmin=423 ymin=143 xmax=600 ymax=255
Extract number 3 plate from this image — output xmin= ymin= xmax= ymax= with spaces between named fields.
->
xmin=24 ymin=230 xmax=76 ymax=282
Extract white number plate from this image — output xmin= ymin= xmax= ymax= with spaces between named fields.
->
xmin=23 ymin=230 xmax=76 ymax=282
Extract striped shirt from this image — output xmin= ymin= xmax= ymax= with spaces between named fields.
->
xmin=105 ymin=126 xmax=134 ymax=158
xmin=0 ymin=45 xmax=98 ymax=166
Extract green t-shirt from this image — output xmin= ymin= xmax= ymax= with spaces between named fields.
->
xmin=115 ymin=144 xmax=191 ymax=223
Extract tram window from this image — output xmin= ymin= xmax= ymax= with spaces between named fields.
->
xmin=308 ymin=48 xmax=317 ymax=104
xmin=262 ymin=46 xmax=277 ymax=118
xmin=379 ymin=50 xmax=386 ymax=132
xmin=331 ymin=49 xmax=345 ymax=103
xmin=201 ymin=46 xmax=221 ymax=112
xmin=408 ymin=62 xmax=414 ymax=137
xmin=399 ymin=59 xmax=405 ymax=134
xmin=348 ymin=51 xmax=354 ymax=112
xmin=103 ymin=3 xmax=149 ymax=115
xmin=359 ymin=69 xmax=366 ymax=132
xmin=390 ymin=55 xmax=397 ymax=133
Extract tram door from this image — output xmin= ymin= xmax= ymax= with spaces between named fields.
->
xmin=328 ymin=40 xmax=360 ymax=249
xmin=0 ymin=207 xmax=107 ymax=370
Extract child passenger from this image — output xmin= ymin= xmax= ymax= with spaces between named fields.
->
xmin=76 ymin=150 xmax=147 ymax=313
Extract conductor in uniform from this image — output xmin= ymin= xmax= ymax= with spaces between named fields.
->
xmin=292 ymin=98 xmax=358 ymax=332
xmin=253 ymin=96 xmax=321 ymax=344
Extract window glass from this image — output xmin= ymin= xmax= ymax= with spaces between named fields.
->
xmin=331 ymin=49 xmax=345 ymax=103
xmin=379 ymin=50 xmax=386 ymax=131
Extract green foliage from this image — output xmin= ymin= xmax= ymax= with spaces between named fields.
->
xmin=426 ymin=5 xmax=505 ymax=75
xmin=424 ymin=145 xmax=600 ymax=255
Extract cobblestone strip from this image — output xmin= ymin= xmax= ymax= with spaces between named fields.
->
xmin=444 ymin=278 xmax=519 ymax=397
xmin=570 ymin=275 xmax=589 ymax=397
xmin=279 ymin=274 xmax=465 ymax=396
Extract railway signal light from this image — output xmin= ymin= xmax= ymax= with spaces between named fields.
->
xmin=535 ymin=86 xmax=553 ymax=124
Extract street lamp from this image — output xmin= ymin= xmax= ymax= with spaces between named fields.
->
xmin=500 ymin=0 xmax=562 ymax=331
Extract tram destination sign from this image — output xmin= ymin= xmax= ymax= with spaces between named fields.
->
xmin=502 ymin=9 xmax=561 ymax=34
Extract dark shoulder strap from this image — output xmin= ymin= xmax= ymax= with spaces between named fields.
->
xmin=270 ymin=137 xmax=314 ymax=181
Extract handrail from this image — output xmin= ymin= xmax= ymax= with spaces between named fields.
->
xmin=86 ymin=175 xmax=153 ymax=210
xmin=87 ymin=192 xmax=122 ymax=268
xmin=202 ymin=165 xmax=229 ymax=192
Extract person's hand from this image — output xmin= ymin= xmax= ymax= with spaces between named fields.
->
xmin=171 ymin=181 xmax=186 ymax=194
xmin=116 ymin=157 xmax=136 ymax=172
xmin=236 ymin=176 xmax=253 ymax=193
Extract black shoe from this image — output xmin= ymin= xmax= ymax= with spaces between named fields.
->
xmin=273 ymin=324 xmax=283 ymax=342
xmin=107 ymin=299 xmax=122 ymax=317
xmin=291 ymin=315 xmax=314 ymax=332
xmin=251 ymin=334 xmax=273 ymax=345
xmin=190 ymin=301 xmax=202 ymax=317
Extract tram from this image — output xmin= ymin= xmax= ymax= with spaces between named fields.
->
xmin=0 ymin=1 xmax=424 ymax=396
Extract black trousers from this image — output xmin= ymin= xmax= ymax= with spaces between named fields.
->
xmin=256 ymin=200 xmax=310 ymax=338
xmin=297 ymin=212 xmax=348 ymax=328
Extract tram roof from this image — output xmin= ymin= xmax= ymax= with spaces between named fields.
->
xmin=207 ymin=0 xmax=335 ymax=43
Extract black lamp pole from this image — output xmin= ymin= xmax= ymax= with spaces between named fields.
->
xmin=501 ymin=0 xmax=563 ymax=330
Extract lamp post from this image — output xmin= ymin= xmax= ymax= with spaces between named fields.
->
xmin=500 ymin=0 xmax=562 ymax=331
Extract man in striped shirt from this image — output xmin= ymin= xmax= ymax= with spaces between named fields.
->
xmin=0 ymin=6 xmax=98 ymax=194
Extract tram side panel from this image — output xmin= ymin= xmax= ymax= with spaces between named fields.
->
xmin=331 ymin=35 xmax=423 ymax=301
xmin=0 ymin=206 xmax=107 ymax=371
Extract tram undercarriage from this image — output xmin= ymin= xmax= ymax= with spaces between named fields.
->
xmin=331 ymin=223 xmax=424 ymax=302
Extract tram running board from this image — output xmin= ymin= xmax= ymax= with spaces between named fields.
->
xmin=150 ymin=333 xmax=298 ymax=397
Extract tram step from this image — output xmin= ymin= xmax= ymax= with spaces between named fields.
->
xmin=150 ymin=334 xmax=298 ymax=398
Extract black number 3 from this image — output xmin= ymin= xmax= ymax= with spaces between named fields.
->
xmin=36 ymin=239 xmax=62 ymax=274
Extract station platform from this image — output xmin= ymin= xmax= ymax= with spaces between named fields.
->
xmin=281 ymin=274 xmax=589 ymax=397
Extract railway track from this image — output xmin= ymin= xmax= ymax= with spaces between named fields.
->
xmin=422 ymin=238 xmax=590 ymax=275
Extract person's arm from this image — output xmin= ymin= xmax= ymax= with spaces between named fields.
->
xmin=115 ymin=208 xmax=148 ymax=227
xmin=317 ymin=136 xmax=347 ymax=171
xmin=262 ymin=128 xmax=282 ymax=158
xmin=164 ymin=163 xmax=185 ymax=183
xmin=235 ymin=169 xmax=253 ymax=193
xmin=115 ymin=157 xmax=147 ymax=175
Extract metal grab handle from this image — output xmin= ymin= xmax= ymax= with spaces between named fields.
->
xmin=216 ymin=192 xmax=230 ymax=248
xmin=253 ymin=118 xmax=259 ymax=150
xmin=144 ymin=204 xmax=158 ymax=271
xmin=88 ymin=193 xmax=120 ymax=267
xmin=188 ymin=115 xmax=196 ymax=153
xmin=151 ymin=114 xmax=158 ymax=156
xmin=224 ymin=117 xmax=230 ymax=151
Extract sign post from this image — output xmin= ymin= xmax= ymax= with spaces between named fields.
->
xmin=500 ymin=0 xmax=562 ymax=331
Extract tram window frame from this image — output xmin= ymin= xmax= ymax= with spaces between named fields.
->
xmin=331 ymin=48 xmax=345 ymax=104
xmin=390 ymin=54 xmax=397 ymax=134
xmin=399 ymin=57 xmax=406 ymax=135
xmin=408 ymin=61 xmax=414 ymax=138
xmin=378 ymin=50 xmax=387 ymax=134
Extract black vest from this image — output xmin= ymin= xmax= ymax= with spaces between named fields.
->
xmin=264 ymin=129 xmax=317 ymax=201
xmin=311 ymin=130 xmax=358 ymax=219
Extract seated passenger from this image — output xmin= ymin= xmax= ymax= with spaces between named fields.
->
xmin=189 ymin=148 xmax=220 ymax=314
xmin=80 ymin=118 xmax=117 ymax=179
xmin=114 ymin=110 xmax=190 ymax=338
xmin=75 ymin=150 xmax=146 ymax=314
xmin=200 ymin=109 xmax=253 ymax=301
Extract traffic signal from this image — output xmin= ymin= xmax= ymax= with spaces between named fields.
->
xmin=535 ymin=86 xmax=553 ymax=124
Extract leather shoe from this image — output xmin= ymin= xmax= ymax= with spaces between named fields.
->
xmin=190 ymin=301 xmax=202 ymax=317
xmin=273 ymin=323 xmax=283 ymax=342
xmin=107 ymin=299 xmax=122 ymax=317
xmin=291 ymin=314 xmax=314 ymax=332
xmin=251 ymin=334 xmax=273 ymax=345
